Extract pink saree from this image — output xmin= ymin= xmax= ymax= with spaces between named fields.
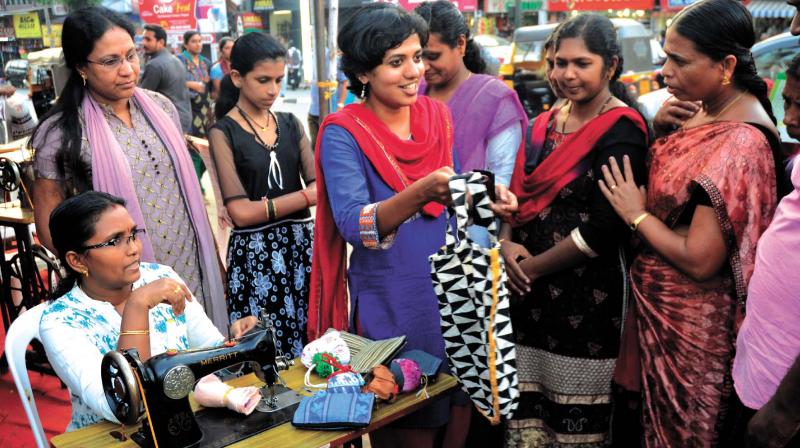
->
xmin=632 ymin=122 xmax=777 ymax=447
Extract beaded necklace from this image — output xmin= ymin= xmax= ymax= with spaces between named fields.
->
xmin=236 ymin=105 xmax=284 ymax=190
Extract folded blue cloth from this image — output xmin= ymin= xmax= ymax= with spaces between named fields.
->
xmin=396 ymin=349 xmax=442 ymax=380
xmin=292 ymin=390 xmax=375 ymax=430
xmin=327 ymin=371 xmax=365 ymax=394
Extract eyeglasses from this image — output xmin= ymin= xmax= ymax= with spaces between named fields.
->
xmin=82 ymin=228 xmax=146 ymax=251
xmin=87 ymin=51 xmax=139 ymax=70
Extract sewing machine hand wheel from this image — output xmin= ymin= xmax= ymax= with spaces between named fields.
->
xmin=101 ymin=350 xmax=142 ymax=425
xmin=0 ymin=157 xmax=21 ymax=192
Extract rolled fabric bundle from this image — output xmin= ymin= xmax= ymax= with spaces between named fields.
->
xmin=193 ymin=374 xmax=262 ymax=415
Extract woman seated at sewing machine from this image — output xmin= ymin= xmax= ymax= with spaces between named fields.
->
xmin=39 ymin=191 xmax=258 ymax=431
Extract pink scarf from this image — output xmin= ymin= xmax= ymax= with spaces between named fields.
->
xmin=82 ymin=88 xmax=227 ymax=332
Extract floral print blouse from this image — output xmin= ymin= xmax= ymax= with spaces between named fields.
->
xmin=39 ymin=263 xmax=224 ymax=431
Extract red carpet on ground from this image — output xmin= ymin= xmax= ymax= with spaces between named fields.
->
xmin=0 ymin=326 xmax=71 ymax=447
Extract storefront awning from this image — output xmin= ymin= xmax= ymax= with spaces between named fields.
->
xmin=748 ymin=1 xmax=796 ymax=18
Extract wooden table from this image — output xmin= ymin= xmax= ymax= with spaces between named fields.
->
xmin=51 ymin=363 xmax=459 ymax=448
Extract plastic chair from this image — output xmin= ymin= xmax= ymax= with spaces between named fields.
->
xmin=5 ymin=302 xmax=49 ymax=447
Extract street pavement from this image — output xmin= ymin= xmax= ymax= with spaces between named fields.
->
xmin=272 ymin=85 xmax=312 ymax=136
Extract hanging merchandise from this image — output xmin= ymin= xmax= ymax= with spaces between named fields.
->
xmin=1 ymin=91 xmax=38 ymax=142
xmin=429 ymin=172 xmax=519 ymax=424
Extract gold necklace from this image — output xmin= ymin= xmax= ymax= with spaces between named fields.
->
xmin=237 ymin=105 xmax=271 ymax=131
xmin=561 ymin=94 xmax=614 ymax=134
xmin=685 ymin=90 xmax=747 ymax=129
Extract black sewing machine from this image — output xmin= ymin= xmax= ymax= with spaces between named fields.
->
xmin=101 ymin=314 xmax=304 ymax=448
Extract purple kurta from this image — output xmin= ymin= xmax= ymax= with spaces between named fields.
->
xmin=422 ymin=74 xmax=528 ymax=173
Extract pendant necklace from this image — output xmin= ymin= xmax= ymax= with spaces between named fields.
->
xmin=237 ymin=105 xmax=283 ymax=189
xmin=237 ymin=105 xmax=272 ymax=132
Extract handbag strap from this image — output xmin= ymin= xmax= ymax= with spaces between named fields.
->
xmin=444 ymin=172 xmax=500 ymax=249
xmin=465 ymin=175 xmax=499 ymax=242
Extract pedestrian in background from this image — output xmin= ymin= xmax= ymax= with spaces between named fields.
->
xmin=30 ymin=6 xmax=228 ymax=335
xmin=209 ymin=32 xmax=316 ymax=358
xmin=210 ymin=36 xmax=233 ymax=100
xmin=178 ymin=30 xmax=213 ymax=184
xmin=140 ymin=24 xmax=192 ymax=133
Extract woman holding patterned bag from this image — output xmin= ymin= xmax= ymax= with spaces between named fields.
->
xmin=500 ymin=14 xmax=649 ymax=447
xmin=208 ymin=32 xmax=316 ymax=360
xmin=310 ymin=4 xmax=515 ymax=447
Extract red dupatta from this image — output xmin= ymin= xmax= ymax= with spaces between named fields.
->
xmin=307 ymin=96 xmax=454 ymax=341
xmin=510 ymin=107 xmax=647 ymax=226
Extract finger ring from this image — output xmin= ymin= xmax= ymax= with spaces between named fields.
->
xmin=174 ymin=286 xmax=181 ymax=294
xmin=610 ymin=184 xmax=618 ymax=190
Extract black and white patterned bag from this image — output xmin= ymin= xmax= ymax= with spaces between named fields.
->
xmin=429 ymin=172 xmax=519 ymax=424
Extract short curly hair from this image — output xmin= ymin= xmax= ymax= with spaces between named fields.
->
xmin=337 ymin=3 xmax=428 ymax=97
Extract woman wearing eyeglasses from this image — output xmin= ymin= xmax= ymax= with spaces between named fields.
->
xmin=30 ymin=7 xmax=228 ymax=334
xmin=39 ymin=191 xmax=257 ymax=431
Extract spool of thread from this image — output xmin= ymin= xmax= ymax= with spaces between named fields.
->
xmin=390 ymin=358 xmax=422 ymax=393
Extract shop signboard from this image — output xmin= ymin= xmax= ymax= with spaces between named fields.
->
xmin=0 ymin=0 xmax=36 ymax=12
xmin=487 ymin=0 xmax=543 ymax=13
xmin=388 ymin=0 xmax=478 ymax=12
xmin=239 ymin=12 xmax=265 ymax=32
xmin=13 ymin=12 xmax=41 ymax=39
xmin=0 ymin=24 xmax=15 ymax=41
xmin=548 ymin=0 xmax=654 ymax=11
xmin=196 ymin=0 xmax=228 ymax=33
xmin=253 ymin=0 xmax=274 ymax=11
xmin=139 ymin=0 xmax=199 ymax=32
xmin=41 ymin=23 xmax=62 ymax=47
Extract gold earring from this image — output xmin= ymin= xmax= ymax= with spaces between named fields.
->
xmin=79 ymin=73 xmax=87 ymax=87
xmin=722 ymin=74 xmax=731 ymax=86
xmin=81 ymin=270 xmax=89 ymax=277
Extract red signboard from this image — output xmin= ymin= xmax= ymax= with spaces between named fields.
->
xmin=138 ymin=0 xmax=198 ymax=32
xmin=548 ymin=0 xmax=654 ymax=11
xmin=390 ymin=0 xmax=478 ymax=12
xmin=239 ymin=12 xmax=264 ymax=31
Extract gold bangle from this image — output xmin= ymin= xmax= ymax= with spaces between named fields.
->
xmin=272 ymin=200 xmax=279 ymax=220
xmin=263 ymin=198 xmax=270 ymax=222
xmin=119 ymin=330 xmax=150 ymax=336
xmin=222 ymin=386 xmax=234 ymax=407
xmin=630 ymin=212 xmax=650 ymax=232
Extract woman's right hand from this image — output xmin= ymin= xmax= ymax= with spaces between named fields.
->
xmin=653 ymin=97 xmax=701 ymax=134
xmin=127 ymin=278 xmax=193 ymax=316
xmin=419 ymin=166 xmax=456 ymax=206
xmin=501 ymin=240 xmax=532 ymax=296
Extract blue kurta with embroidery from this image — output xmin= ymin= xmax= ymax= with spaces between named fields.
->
xmin=320 ymin=125 xmax=464 ymax=427
xmin=39 ymin=263 xmax=224 ymax=431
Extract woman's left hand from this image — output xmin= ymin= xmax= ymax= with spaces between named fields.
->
xmin=598 ymin=155 xmax=647 ymax=224
xmin=230 ymin=316 xmax=258 ymax=338
xmin=490 ymin=184 xmax=518 ymax=221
